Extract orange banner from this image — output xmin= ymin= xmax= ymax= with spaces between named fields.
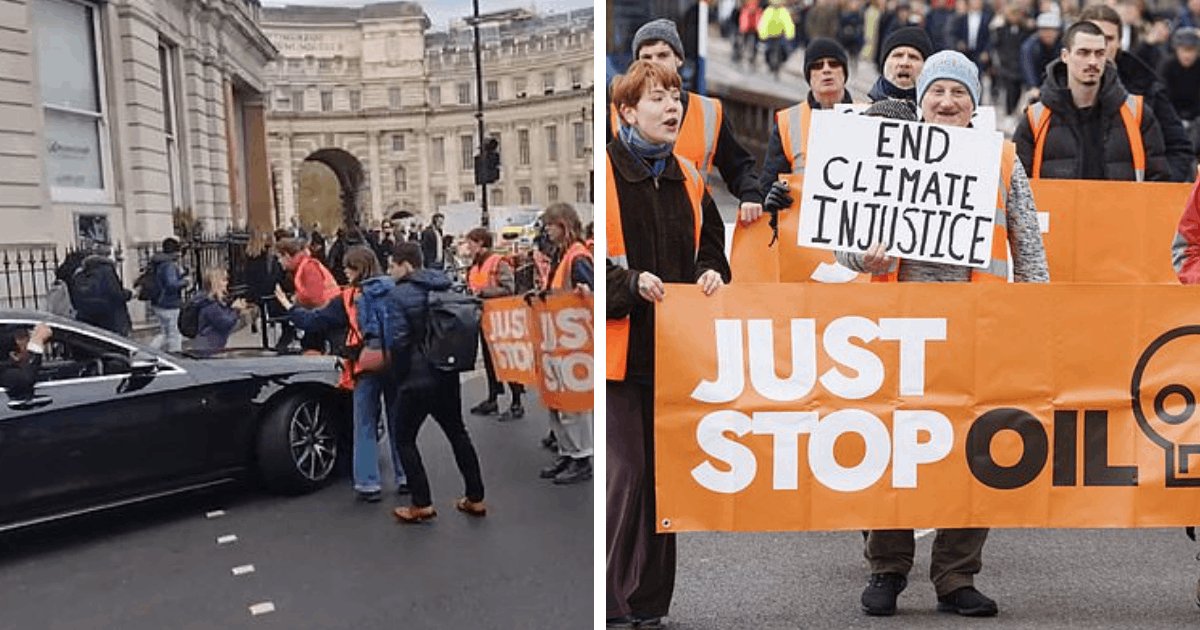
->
xmin=731 ymin=178 xmax=1190 ymax=284
xmin=654 ymin=283 xmax=1200 ymax=532
xmin=481 ymin=293 xmax=594 ymax=412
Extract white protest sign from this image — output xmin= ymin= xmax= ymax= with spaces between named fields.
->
xmin=797 ymin=110 xmax=1004 ymax=269
xmin=832 ymin=103 xmax=998 ymax=131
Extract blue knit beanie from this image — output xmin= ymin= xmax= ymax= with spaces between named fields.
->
xmin=916 ymin=51 xmax=981 ymax=108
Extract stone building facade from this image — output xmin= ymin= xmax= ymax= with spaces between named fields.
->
xmin=0 ymin=0 xmax=277 ymax=258
xmin=261 ymin=3 xmax=594 ymax=235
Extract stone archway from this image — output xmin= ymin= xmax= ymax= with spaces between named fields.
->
xmin=298 ymin=148 xmax=364 ymax=234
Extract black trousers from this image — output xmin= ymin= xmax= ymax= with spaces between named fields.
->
xmin=480 ymin=336 xmax=525 ymax=401
xmin=395 ymin=375 xmax=485 ymax=508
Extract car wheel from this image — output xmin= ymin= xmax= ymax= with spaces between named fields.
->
xmin=257 ymin=393 xmax=339 ymax=494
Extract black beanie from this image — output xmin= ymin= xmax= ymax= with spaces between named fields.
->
xmin=881 ymin=26 xmax=933 ymax=62
xmin=804 ymin=38 xmax=850 ymax=84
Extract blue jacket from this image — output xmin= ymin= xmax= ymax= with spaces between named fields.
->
xmin=355 ymin=276 xmax=397 ymax=350
xmin=1020 ymin=33 xmax=1061 ymax=89
xmin=191 ymin=294 xmax=240 ymax=356
xmin=150 ymin=252 xmax=187 ymax=309
xmin=388 ymin=269 xmax=452 ymax=392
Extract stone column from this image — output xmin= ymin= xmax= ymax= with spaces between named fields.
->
xmin=280 ymin=134 xmax=296 ymax=226
xmin=367 ymin=129 xmax=382 ymax=223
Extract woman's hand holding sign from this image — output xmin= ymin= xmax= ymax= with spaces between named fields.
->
xmin=637 ymin=271 xmax=666 ymax=302
xmin=697 ymin=269 xmax=724 ymax=296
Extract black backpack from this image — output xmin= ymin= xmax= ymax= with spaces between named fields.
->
xmin=421 ymin=290 xmax=482 ymax=372
xmin=178 ymin=295 xmax=202 ymax=338
xmin=134 ymin=260 xmax=161 ymax=302
xmin=71 ymin=267 xmax=108 ymax=319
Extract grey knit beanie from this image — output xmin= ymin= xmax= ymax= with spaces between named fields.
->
xmin=631 ymin=18 xmax=685 ymax=61
xmin=863 ymin=98 xmax=918 ymax=121
xmin=916 ymin=50 xmax=981 ymax=107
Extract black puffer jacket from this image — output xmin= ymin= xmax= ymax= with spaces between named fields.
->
xmin=1014 ymin=60 xmax=1169 ymax=182
xmin=1116 ymin=50 xmax=1195 ymax=182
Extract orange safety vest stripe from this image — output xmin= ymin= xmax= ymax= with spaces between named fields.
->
xmin=467 ymin=253 xmax=503 ymax=294
xmin=606 ymin=152 xmax=705 ymax=380
xmin=1026 ymin=95 xmax=1145 ymax=181
xmin=338 ymin=287 xmax=363 ymax=387
xmin=551 ymin=241 xmax=592 ymax=290
xmin=872 ymin=141 xmax=1017 ymax=283
xmin=776 ymin=101 xmax=814 ymax=175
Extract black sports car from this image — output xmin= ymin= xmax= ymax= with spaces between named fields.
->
xmin=0 ymin=310 xmax=352 ymax=531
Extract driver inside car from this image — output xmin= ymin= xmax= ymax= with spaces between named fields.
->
xmin=0 ymin=323 xmax=51 ymax=401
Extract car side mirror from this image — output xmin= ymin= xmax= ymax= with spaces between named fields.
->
xmin=8 ymin=395 xmax=52 ymax=411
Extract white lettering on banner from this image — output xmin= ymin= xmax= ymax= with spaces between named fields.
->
xmin=540 ymin=308 xmax=592 ymax=351
xmin=488 ymin=309 xmax=534 ymax=371
xmin=539 ymin=307 xmax=594 ymax=393
xmin=691 ymin=317 xmax=947 ymax=402
xmin=798 ymin=112 xmax=1003 ymax=268
xmin=691 ymin=409 xmax=954 ymax=493
xmin=542 ymin=353 xmax=593 ymax=392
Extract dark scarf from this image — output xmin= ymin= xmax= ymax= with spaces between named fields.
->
xmin=867 ymin=76 xmax=917 ymax=102
xmin=618 ymin=123 xmax=674 ymax=178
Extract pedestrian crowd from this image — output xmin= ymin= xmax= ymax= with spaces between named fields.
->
xmin=607 ymin=7 xmax=1200 ymax=627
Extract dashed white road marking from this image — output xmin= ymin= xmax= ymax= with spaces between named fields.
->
xmin=217 ymin=534 xmax=238 ymax=545
xmin=232 ymin=564 xmax=256 ymax=576
xmin=248 ymin=602 xmax=276 ymax=616
xmin=915 ymin=528 xmax=935 ymax=539
xmin=206 ymin=510 xmax=226 ymax=519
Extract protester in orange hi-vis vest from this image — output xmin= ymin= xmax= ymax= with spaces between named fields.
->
xmin=606 ymin=18 xmax=764 ymax=224
xmin=753 ymin=38 xmax=857 ymax=241
xmin=605 ymin=60 xmax=730 ymax=629
xmin=830 ymin=51 xmax=1049 ymax=619
xmin=274 ymin=246 xmax=406 ymax=504
xmin=274 ymin=236 xmax=342 ymax=354
xmin=535 ymin=202 xmax=594 ymax=487
xmin=464 ymin=227 xmax=525 ymax=421
xmin=1012 ymin=20 xmax=1168 ymax=182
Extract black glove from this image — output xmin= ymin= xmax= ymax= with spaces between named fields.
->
xmin=763 ymin=181 xmax=793 ymax=247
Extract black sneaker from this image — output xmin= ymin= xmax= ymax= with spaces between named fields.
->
xmin=605 ymin=616 xmax=636 ymax=629
xmin=498 ymin=402 xmax=525 ymax=422
xmin=553 ymin=458 xmax=593 ymax=485
xmin=540 ymin=431 xmax=558 ymax=451
xmin=632 ymin=614 xmax=663 ymax=629
xmin=936 ymin=586 xmax=998 ymax=617
xmin=861 ymin=572 xmax=907 ymax=616
xmin=540 ymin=457 xmax=571 ymax=479
xmin=470 ymin=399 xmax=499 ymax=416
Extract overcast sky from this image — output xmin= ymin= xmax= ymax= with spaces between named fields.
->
xmin=260 ymin=0 xmax=593 ymax=30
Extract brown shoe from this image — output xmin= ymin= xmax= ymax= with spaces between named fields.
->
xmin=455 ymin=497 xmax=488 ymax=517
xmin=392 ymin=505 xmax=437 ymax=523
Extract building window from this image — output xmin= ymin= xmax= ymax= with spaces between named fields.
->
xmin=575 ymin=181 xmax=587 ymax=203
xmin=394 ymin=166 xmax=406 ymax=192
xmin=514 ymin=77 xmax=527 ymax=97
xmin=349 ymin=90 xmax=361 ymax=111
xmin=288 ymin=58 xmax=302 ymax=71
xmin=547 ymin=184 xmax=558 ymax=202
xmin=542 ymin=71 xmax=555 ymax=94
xmin=573 ymin=122 xmax=586 ymax=159
xmin=429 ymin=85 xmax=441 ymax=107
xmin=486 ymin=80 xmax=498 ymax=102
xmin=292 ymin=89 xmax=305 ymax=112
xmin=392 ymin=134 xmax=404 ymax=152
xmin=457 ymin=82 xmax=471 ymax=104
xmin=460 ymin=134 xmax=474 ymax=171
xmin=318 ymin=58 xmax=331 ymax=71
xmin=159 ymin=42 xmax=183 ymax=212
xmin=519 ymin=186 xmax=531 ymax=205
xmin=431 ymin=136 xmax=445 ymax=172
xmin=434 ymin=192 xmax=447 ymax=207
xmin=492 ymin=189 xmax=503 ymax=205
xmin=463 ymin=191 xmax=475 ymax=202
xmin=570 ymin=66 xmax=583 ymax=87
xmin=33 ymin=0 xmax=109 ymax=199
xmin=518 ymin=129 xmax=530 ymax=166
xmin=320 ymin=90 xmax=333 ymax=111
xmin=389 ymin=87 xmax=401 ymax=109
xmin=545 ymin=125 xmax=557 ymax=163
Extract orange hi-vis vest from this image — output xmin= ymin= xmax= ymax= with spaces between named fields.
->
xmin=609 ymin=91 xmax=723 ymax=184
xmin=337 ymin=287 xmax=364 ymax=389
xmin=468 ymin=253 xmax=503 ymax=294
xmin=775 ymin=101 xmax=815 ymax=175
xmin=551 ymin=241 xmax=592 ymax=290
xmin=872 ymin=141 xmax=1019 ymax=283
xmin=606 ymin=152 xmax=705 ymax=381
xmin=1025 ymin=94 xmax=1146 ymax=181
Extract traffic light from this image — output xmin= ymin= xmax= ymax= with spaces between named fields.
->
xmin=474 ymin=136 xmax=501 ymax=185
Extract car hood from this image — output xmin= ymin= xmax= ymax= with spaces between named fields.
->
xmin=188 ymin=351 xmax=342 ymax=378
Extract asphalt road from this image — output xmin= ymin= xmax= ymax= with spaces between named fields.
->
xmin=670 ymin=528 xmax=1200 ymax=629
xmin=0 ymin=377 xmax=592 ymax=630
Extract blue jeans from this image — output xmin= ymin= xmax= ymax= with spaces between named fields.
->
xmin=150 ymin=307 xmax=182 ymax=352
xmin=352 ymin=371 xmax=406 ymax=493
